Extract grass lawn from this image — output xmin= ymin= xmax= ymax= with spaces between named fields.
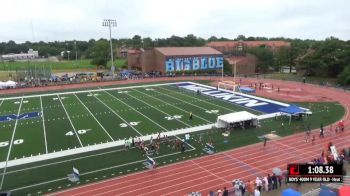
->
xmin=263 ymin=73 xmax=338 ymax=86
xmin=0 ymin=59 xmax=127 ymax=71
xmin=0 ymin=81 xmax=345 ymax=195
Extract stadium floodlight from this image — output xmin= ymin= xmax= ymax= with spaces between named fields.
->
xmin=74 ymin=41 xmax=78 ymax=63
xmin=66 ymin=42 xmax=70 ymax=61
xmin=102 ymin=19 xmax=117 ymax=76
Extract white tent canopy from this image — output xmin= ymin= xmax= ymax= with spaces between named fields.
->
xmin=0 ymin=80 xmax=17 ymax=89
xmin=216 ymin=111 xmax=258 ymax=128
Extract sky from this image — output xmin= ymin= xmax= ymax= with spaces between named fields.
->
xmin=0 ymin=0 xmax=349 ymax=43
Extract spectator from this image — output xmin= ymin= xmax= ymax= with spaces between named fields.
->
xmin=247 ymin=180 xmax=255 ymax=195
xmin=223 ymin=187 xmax=228 ymax=196
xmin=278 ymin=175 xmax=283 ymax=187
xmin=233 ymin=181 xmax=241 ymax=196
xmin=208 ymin=191 xmax=215 ymax=196
xmin=267 ymin=174 xmax=272 ymax=191
xmin=181 ymin=141 xmax=186 ymax=153
xmin=254 ymin=187 xmax=260 ymax=196
xmin=216 ymin=189 xmax=222 ymax=196
xmin=272 ymin=173 xmax=278 ymax=190
xmin=263 ymin=176 xmax=268 ymax=192
xmin=255 ymin=177 xmax=262 ymax=193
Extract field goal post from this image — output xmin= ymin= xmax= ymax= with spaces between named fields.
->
xmin=217 ymin=81 xmax=241 ymax=93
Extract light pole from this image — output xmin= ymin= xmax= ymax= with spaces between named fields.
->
xmin=102 ymin=19 xmax=117 ymax=76
xmin=66 ymin=42 xmax=70 ymax=61
xmin=74 ymin=41 xmax=77 ymax=63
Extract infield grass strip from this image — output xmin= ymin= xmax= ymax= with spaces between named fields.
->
xmin=59 ymin=94 xmax=112 ymax=146
xmin=10 ymin=97 xmax=46 ymax=160
xmin=41 ymin=95 xmax=82 ymax=152
xmin=0 ymin=99 xmax=21 ymax=162
xmin=75 ymin=92 xmax=139 ymax=140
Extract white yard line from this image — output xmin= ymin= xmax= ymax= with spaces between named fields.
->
xmin=163 ymin=86 xmax=236 ymax=113
xmin=74 ymin=94 xmax=114 ymax=141
xmin=0 ymin=98 xmax=23 ymax=190
xmin=91 ymin=92 xmax=143 ymax=136
xmin=156 ymin=87 xmax=222 ymax=115
xmin=104 ymin=90 xmax=169 ymax=133
xmin=57 ymin=95 xmax=83 ymax=147
xmin=39 ymin=96 xmax=48 ymax=154
xmin=0 ymin=99 xmax=4 ymax=107
xmin=134 ymin=88 xmax=212 ymax=124
xmin=125 ymin=90 xmax=193 ymax=128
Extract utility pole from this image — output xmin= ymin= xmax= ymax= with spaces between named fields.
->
xmin=102 ymin=19 xmax=117 ymax=77
xmin=74 ymin=41 xmax=78 ymax=63
xmin=66 ymin=42 xmax=70 ymax=61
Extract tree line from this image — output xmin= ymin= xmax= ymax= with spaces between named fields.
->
xmin=0 ymin=35 xmax=349 ymax=85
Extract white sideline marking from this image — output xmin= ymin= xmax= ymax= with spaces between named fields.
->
xmin=0 ymin=82 xmax=182 ymax=101
xmin=134 ymin=89 xmax=212 ymax=124
xmin=0 ymin=124 xmax=212 ymax=169
xmin=0 ymin=98 xmax=23 ymax=190
xmin=91 ymin=91 xmax=144 ymax=136
xmin=74 ymin=94 xmax=114 ymax=141
xmin=57 ymin=95 xmax=83 ymax=147
xmin=40 ymin=96 xmax=48 ymax=154
xmin=12 ymin=148 xmax=196 ymax=193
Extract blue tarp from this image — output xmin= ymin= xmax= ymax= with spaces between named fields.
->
xmin=279 ymin=105 xmax=306 ymax=115
xmin=320 ymin=186 xmax=337 ymax=196
xmin=239 ymin=87 xmax=256 ymax=93
xmin=282 ymin=188 xmax=302 ymax=196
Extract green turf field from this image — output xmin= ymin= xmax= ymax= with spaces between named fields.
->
xmin=0 ymin=81 xmax=345 ymax=195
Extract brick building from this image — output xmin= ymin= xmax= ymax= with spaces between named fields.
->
xmin=206 ymin=41 xmax=290 ymax=75
xmin=127 ymin=47 xmax=224 ymax=74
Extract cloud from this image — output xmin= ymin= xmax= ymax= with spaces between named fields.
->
xmin=0 ymin=0 xmax=349 ymax=42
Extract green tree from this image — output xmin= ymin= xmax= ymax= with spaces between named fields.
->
xmin=90 ymin=39 xmax=109 ymax=67
xmin=132 ymin=35 xmax=142 ymax=49
xmin=248 ymin=46 xmax=274 ymax=73
xmin=338 ymin=65 xmax=350 ymax=85
xmin=142 ymin=37 xmax=153 ymax=49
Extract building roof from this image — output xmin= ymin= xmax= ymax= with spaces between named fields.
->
xmin=155 ymin=47 xmax=222 ymax=56
xmin=127 ymin=49 xmax=141 ymax=54
xmin=207 ymin=41 xmax=290 ymax=48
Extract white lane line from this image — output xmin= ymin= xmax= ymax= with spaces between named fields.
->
xmin=133 ymin=89 xmax=212 ymax=124
xmin=91 ymin=92 xmax=143 ymax=136
xmin=74 ymin=94 xmax=114 ymax=142
xmin=39 ymin=96 xmax=48 ymax=154
xmin=0 ymin=98 xmax=23 ymax=190
xmin=57 ymin=95 xmax=83 ymax=147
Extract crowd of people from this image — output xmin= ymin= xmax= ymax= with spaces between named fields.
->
xmin=207 ymin=171 xmax=285 ymax=196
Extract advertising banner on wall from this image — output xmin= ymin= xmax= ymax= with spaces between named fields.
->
xmin=165 ymin=56 xmax=223 ymax=72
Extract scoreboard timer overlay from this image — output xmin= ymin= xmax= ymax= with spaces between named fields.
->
xmin=287 ymin=164 xmax=343 ymax=183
